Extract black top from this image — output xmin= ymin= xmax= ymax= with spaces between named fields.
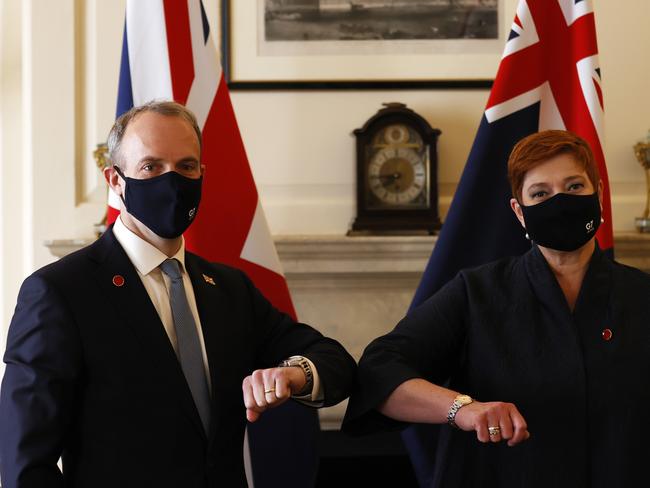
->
xmin=343 ymin=245 xmax=650 ymax=488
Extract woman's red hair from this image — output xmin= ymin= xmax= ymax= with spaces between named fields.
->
xmin=507 ymin=130 xmax=600 ymax=201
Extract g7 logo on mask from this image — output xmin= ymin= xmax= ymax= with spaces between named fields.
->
xmin=585 ymin=220 xmax=594 ymax=233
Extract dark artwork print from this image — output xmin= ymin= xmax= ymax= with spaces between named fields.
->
xmin=265 ymin=0 xmax=498 ymax=41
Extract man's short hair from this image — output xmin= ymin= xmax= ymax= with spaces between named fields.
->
xmin=107 ymin=100 xmax=202 ymax=169
xmin=507 ymin=129 xmax=600 ymax=202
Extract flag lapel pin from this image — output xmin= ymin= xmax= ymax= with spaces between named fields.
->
xmin=202 ymin=274 xmax=216 ymax=286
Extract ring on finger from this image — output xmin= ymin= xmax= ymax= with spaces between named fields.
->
xmin=264 ymin=387 xmax=276 ymax=394
xmin=488 ymin=426 xmax=501 ymax=436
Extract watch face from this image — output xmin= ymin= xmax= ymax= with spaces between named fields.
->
xmin=365 ymin=124 xmax=430 ymax=209
xmin=456 ymin=395 xmax=472 ymax=405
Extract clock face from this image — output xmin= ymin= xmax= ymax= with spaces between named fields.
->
xmin=368 ymin=147 xmax=426 ymax=204
xmin=366 ymin=124 xmax=430 ymax=209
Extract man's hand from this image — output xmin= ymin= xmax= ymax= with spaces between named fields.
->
xmin=242 ymin=366 xmax=307 ymax=422
xmin=454 ymin=401 xmax=530 ymax=447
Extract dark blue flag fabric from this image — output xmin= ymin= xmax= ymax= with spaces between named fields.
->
xmin=403 ymin=1 xmax=613 ymax=485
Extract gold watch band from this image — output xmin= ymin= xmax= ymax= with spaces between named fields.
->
xmin=447 ymin=394 xmax=473 ymax=428
xmin=279 ymin=355 xmax=313 ymax=396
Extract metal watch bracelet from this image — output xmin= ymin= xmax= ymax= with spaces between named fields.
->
xmin=279 ymin=355 xmax=313 ymax=396
xmin=447 ymin=394 xmax=473 ymax=429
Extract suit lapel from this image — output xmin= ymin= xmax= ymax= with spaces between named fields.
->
xmin=89 ymin=229 xmax=207 ymax=440
xmin=184 ymin=253 xmax=236 ymax=442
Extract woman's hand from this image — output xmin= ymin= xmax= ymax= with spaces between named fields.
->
xmin=377 ymin=379 xmax=530 ymax=446
xmin=454 ymin=401 xmax=530 ymax=447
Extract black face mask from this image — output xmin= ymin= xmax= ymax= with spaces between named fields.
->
xmin=520 ymin=192 xmax=601 ymax=252
xmin=115 ymin=167 xmax=202 ymax=239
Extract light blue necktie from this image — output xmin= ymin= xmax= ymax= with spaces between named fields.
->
xmin=160 ymin=258 xmax=211 ymax=434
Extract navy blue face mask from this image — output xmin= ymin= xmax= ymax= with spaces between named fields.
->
xmin=520 ymin=192 xmax=601 ymax=252
xmin=115 ymin=167 xmax=202 ymax=239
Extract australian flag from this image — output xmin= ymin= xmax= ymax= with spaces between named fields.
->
xmin=404 ymin=0 xmax=613 ymax=485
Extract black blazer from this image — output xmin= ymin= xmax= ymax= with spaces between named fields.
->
xmin=343 ymin=245 xmax=650 ymax=488
xmin=0 ymin=228 xmax=356 ymax=488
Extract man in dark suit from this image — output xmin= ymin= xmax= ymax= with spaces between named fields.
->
xmin=0 ymin=101 xmax=356 ymax=488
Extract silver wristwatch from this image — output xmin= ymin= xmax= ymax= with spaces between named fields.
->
xmin=279 ymin=355 xmax=313 ymax=396
xmin=447 ymin=394 xmax=473 ymax=428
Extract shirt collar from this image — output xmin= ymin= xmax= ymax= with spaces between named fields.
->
xmin=113 ymin=217 xmax=187 ymax=276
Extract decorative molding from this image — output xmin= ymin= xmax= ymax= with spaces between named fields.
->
xmin=45 ymin=239 xmax=94 ymax=258
xmin=276 ymin=235 xmax=436 ymax=274
xmin=74 ymin=0 xmax=88 ymax=206
xmin=44 ymin=232 xmax=649 ymax=272
xmin=611 ymin=232 xmax=650 ymax=272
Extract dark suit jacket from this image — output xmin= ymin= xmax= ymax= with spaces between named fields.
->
xmin=343 ymin=245 xmax=650 ymax=488
xmin=0 ymin=228 xmax=356 ymax=488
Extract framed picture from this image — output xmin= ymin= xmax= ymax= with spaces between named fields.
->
xmin=222 ymin=0 xmax=508 ymax=90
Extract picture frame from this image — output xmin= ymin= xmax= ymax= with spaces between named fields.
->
xmin=222 ymin=1 xmax=507 ymax=90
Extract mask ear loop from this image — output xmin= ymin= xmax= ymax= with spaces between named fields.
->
xmin=516 ymin=198 xmax=531 ymax=240
xmin=112 ymin=166 xmax=128 ymax=205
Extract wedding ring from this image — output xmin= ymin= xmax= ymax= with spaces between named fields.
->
xmin=488 ymin=426 xmax=501 ymax=436
xmin=264 ymin=388 xmax=276 ymax=394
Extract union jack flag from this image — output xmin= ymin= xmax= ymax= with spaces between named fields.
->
xmin=488 ymin=0 xmax=612 ymax=250
xmin=405 ymin=0 xmax=612 ymax=484
xmin=110 ymin=1 xmax=317 ymax=486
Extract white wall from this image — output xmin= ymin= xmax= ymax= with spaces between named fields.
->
xmin=233 ymin=89 xmax=489 ymax=234
xmin=1 ymin=0 xmax=649 ymax=348
xmin=596 ymin=0 xmax=650 ymax=224
xmin=0 ymin=0 xmax=24 ymax=377
xmin=232 ymin=0 xmax=650 ymax=234
xmin=0 ymin=0 xmax=125 ymax=337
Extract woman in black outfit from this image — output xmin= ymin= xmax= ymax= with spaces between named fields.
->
xmin=343 ymin=130 xmax=650 ymax=488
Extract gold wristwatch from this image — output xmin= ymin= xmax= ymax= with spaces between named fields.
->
xmin=447 ymin=394 xmax=473 ymax=428
xmin=279 ymin=355 xmax=313 ymax=396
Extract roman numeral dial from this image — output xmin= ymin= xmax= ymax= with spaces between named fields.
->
xmin=368 ymin=146 xmax=427 ymax=205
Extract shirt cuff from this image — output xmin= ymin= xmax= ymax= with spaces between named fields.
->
xmin=291 ymin=357 xmax=324 ymax=407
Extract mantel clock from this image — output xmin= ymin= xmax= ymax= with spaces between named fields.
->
xmin=349 ymin=103 xmax=441 ymax=234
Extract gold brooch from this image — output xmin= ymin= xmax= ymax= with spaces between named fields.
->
xmin=202 ymin=274 xmax=215 ymax=286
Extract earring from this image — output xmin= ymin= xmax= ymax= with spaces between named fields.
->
xmin=600 ymin=217 xmax=605 ymax=223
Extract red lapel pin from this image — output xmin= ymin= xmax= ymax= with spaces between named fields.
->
xmin=112 ymin=275 xmax=125 ymax=287
xmin=601 ymin=328 xmax=613 ymax=341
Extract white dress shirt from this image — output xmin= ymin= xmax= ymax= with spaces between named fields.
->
xmin=113 ymin=217 xmax=212 ymax=387
xmin=112 ymin=217 xmax=323 ymax=403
